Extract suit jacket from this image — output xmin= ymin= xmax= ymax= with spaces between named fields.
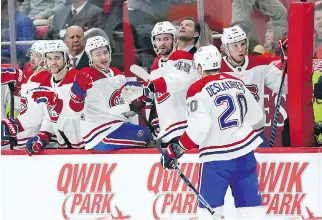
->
xmin=46 ymin=2 xmax=105 ymax=39
xmin=188 ymin=46 xmax=197 ymax=55
xmin=75 ymin=52 xmax=89 ymax=70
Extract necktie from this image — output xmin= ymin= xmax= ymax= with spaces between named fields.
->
xmin=71 ymin=57 xmax=77 ymax=68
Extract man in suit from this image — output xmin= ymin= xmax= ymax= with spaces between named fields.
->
xmin=65 ymin=25 xmax=89 ymax=69
xmin=177 ymin=17 xmax=200 ymax=55
xmin=46 ymin=0 xmax=105 ymax=40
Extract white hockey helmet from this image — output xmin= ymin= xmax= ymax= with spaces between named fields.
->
xmin=151 ymin=21 xmax=177 ymax=54
xmin=85 ymin=36 xmax=112 ymax=66
xmin=27 ymin=40 xmax=47 ymax=58
xmin=193 ymin=45 xmax=222 ymax=76
xmin=221 ymin=26 xmax=247 ymax=45
xmin=44 ymin=40 xmax=69 ymax=62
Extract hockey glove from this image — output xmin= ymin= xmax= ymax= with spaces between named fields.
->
xmin=70 ymin=72 xmax=93 ymax=103
xmin=1 ymin=117 xmax=23 ymax=140
xmin=314 ymin=76 xmax=322 ymax=99
xmin=25 ymin=131 xmax=51 ymax=156
xmin=31 ymin=87 xmax=63 ymax=122
xmin=1 ymin=68 xmax=23 ymax=85
xmin=160 ymin=143 xmax=185 ymax=170
xmin=69 ymin=72 xmax=93 ymax=112
xmin=120 ymin=81 xmax=153 ymax=103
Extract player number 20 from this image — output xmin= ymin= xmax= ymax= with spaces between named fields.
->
xmin=215 ymin=93 xmax=248 ymax=130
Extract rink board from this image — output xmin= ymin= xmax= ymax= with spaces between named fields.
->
xmin=1 ymin=148 xmax=322 ymax=220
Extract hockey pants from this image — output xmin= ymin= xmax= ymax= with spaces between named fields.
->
xmin=93 ymin=123 xmax=151 ymax=151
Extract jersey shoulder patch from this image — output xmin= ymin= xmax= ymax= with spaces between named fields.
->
xmin=110 ymin=67 xmax=123 ymax=76
xmin=186 ymin=73 xmax=243 ymax=99
xmin=151 ymin=56 xmax=160 ymax=71
xmin=32 ymin=70 xmax=52 ymax=87
xmin=81 ymin=67 xmax=105 ymax=82
xmin=168 ymin=50 xmax=193 ymax=61
xmin=247 ymin=55 xmax=276 ymax=69
xmin=219 ymin=58 xmax=231 ymax=72
xmin=60 ymin=68 xmax=80 ymax=86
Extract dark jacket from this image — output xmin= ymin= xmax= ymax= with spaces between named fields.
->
xmin=75 ymin=52 xmax=89 ymax=70
xmin=188 ymin=46 xmax=197 ymax=55
xmin=46 ymin=2 xmax=105 ymax=39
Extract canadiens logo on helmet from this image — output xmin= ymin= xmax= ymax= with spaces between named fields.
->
xmin=109 ymin=90 xmax=124 ymax=107
xmin=20 ymin=97 xmax=28 ymax=115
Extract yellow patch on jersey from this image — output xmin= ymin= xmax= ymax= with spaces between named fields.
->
xmin=312 ymin=60 xmax=322 ymax=144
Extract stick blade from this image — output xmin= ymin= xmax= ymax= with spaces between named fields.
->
xmin=130 ymin=64 xmax=150 ymax=82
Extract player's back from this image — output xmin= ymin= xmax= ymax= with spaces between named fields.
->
xmin=187 ymin=73 xmax=263 ymax=162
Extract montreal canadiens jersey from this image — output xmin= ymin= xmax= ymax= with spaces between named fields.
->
xmin=16 ymin=68 xmax=52 ymax=147
xmin=35 ymin=69 xmax=84 ymax=148
xmin=220 ymin=54 xmax=287 ymax=132
xmin=70 ymin=67 xmax=130 ymax=150
xmin=179 ymin=73 xmax=264 ymax=162
xmin=1 ymin=85 xmax=10 ymax=120
xmin=150 ymin=50 xmax=200 ymax=143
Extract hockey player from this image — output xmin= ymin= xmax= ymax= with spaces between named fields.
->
xmin=120 ymin=35 xmax=200 ymax=146
xmin=150 ymin=21 xmax=177 ymax=69
xmin=220 ymin=26 xmax=287 ymax=145
xmin=25 ymin=40 xmax=84 ymax=155
xmin=147 ymin=21 xmax=178 ymax=137
xmin=68 ymin=36 xmax=151 ymax=150
xmin=161 ymin=45 xmax=265 ymax=219
xmin=1 ymin=41 xmax=53 ymax=148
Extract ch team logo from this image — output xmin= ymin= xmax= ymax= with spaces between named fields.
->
xmin=156 ymin=92 xmax=170 ymax=104
xmin=109 ymin=90 xmax=124 ymax=107
xmin=137 ymin=130 xmax=144 ymax=137
xmin=20 ymin=97 xmax=28 ymax=115
xmin=49 ymin=109 xmax=60 ymax=123
xmin=246 ymin=84 xmax=260 ymax=101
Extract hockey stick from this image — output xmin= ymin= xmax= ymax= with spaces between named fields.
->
xmin=269 ymin=41 xmax=288 ymax=147
xmin=130 ymin=64 xmax=151 ymax=82
xmin=129 ymin=64 xmax=158 ymax=130
xmin=155 ymin=138 xmax=218 ymax=217
xmin=129 ymin=104 xmax=155 ymax=133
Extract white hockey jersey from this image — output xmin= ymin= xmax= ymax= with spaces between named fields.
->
xmin=179 ymin=73 xmax=264 ymax=163
xmin=36 ymin=68 xmax=84 ymax=148
xmin=150 ymin=50 xmax=200 ymax=143
xmin=16 ymin=68 xmax=52 ymax=147
xmin=69 ymin=67 xmax=130 ymax=150
xmin=221 ymin=54 xmax=287 ymax=132
xmin=1 ymin=85 xmax=10 ymax=120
